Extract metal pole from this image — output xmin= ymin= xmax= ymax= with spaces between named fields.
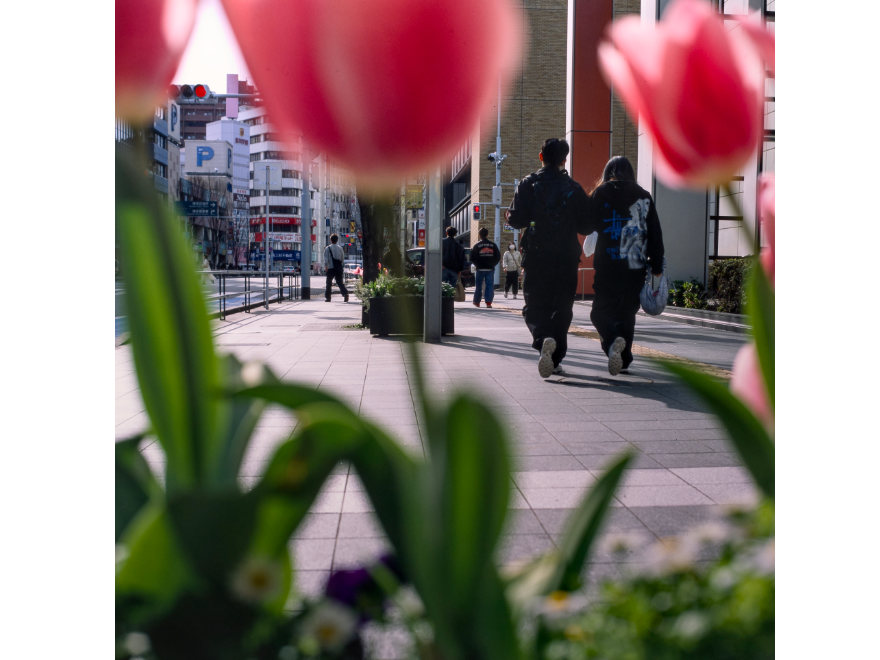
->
xmin=493 ymin=76 xmax=502 ymax=284
xmin=424 ymin=167 xmax=443 ymax=343
xmin=264 ymin=164 xmax=269 ymax=309
xmin=301 ymin=149 xmax=312 ymax=299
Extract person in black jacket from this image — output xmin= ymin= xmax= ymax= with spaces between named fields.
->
xmin=507 ymin=138 xmax=590 ymax=377
xmin=441 ymin=226 xmax=466 ymax=286
xmin=470 ymin=227 xmax=501 ymax=308
xmin=584 ymin=156 xmax=664 ymax=375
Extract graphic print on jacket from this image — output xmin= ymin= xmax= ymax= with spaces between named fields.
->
xmin=601 ymin=198 xmax=650 ymax=270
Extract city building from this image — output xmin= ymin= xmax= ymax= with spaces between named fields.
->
xmin=566 ymin=0 xmax=775 ymax=289
xmin=181 ymin=139 xmax=234 ymax=267
xmin=206 ymin=117 xmax=251 ymax=266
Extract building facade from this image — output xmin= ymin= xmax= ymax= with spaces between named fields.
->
xmin=567 ymin=0 xmax=775 ymax=290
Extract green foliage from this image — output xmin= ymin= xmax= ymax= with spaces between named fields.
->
xmin=707 ymin=257 xmax=753 ymax=313
xmin=116 ymin=145 xmax=774 ymax=658
xmin=667 ymin=279 xmax=706 ymax=310
xmin=542 ymin=503 xmax=775 ymax=660
xmin=355 ymin=272 xmax=454 ymax=309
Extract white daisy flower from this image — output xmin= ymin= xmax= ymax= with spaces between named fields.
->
xmin=229 ymin=555 xmax=284 ymax=605
xmin=300 ymin=601 xmax=358 ymax=653
xmin=123 ymin=632 xmax=151 ymax=656
xmin=642 ymin=537 xmax=697 ymax=576
xmin=598 ymin=530 xmax=651 ymax=556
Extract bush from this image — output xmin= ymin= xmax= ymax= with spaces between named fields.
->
xmin=707 ymin=257 xmax=753 ymax=314
xmin=354 ymin=273 xmax=455 ymax=311
xmin=668 ymin=279 xmax=706 ymax=310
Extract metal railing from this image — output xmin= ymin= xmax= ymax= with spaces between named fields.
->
xmin=201 ymin=270 xmax=301 ymax=320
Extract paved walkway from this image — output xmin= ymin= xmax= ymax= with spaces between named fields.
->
xmin=115 ymin=293 xmax=756 ymax=599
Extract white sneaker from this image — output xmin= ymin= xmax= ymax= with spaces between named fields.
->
xmin=551 ymin=365 xmax=565 ymax=375
xmin=504 ymin=292 xmax=508 ymax=298
xmin=538 ymin=337 xmax=557 ymax=378
xmin=608 ymin=337 xmax=625 ymax=376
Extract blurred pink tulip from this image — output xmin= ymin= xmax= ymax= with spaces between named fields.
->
xmin=730 ymin=342 xmax=771 ymax=427
xmin=738 ymin=11 xmax=775 ymax=75
xmin=220 ymin=0 xmax=523 ymax=189
xmin=597 ymin=0 xmax=767 ymax=188
xmin=116 ymin=0 xmax=200 ymax=123
xmin=758 ymin=173 xmax=775 ymax=286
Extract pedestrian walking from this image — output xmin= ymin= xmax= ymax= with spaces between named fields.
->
xmin=584 ymin=156 xmax=664 ymax=375
xmin=323 ymin=233 xmax=350 ymax=302
xmin=470 ymin=227 xmax=501 ymax=308
xmin=502 ymin=243 xmax=522 ymax=298
xmin=507 ymin=138 xmax=590 ymax=377
xmin=441 ymin=226 xmax=466 ymax=287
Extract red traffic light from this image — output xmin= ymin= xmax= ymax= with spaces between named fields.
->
xmin=473 ymin=203 xmax=481 ymax=219
xmin=173 ymin=84 xmax=211 ymax=100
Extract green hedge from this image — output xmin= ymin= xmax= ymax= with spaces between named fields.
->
xmin=707 ymin=257 xmax=753 ymax=314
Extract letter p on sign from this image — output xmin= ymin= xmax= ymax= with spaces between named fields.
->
xmin=197 ymin=146 xmax=215 ymax=167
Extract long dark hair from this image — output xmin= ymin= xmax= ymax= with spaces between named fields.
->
xmin=591 ymin=155 xmax=636 ymax=193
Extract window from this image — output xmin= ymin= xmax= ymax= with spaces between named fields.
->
xmin=250 ymin=153 xmax=262 ymax=162
xmin=249 ymin=134 xmax=262 ymax=144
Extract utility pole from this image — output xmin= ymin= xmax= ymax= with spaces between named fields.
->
xmin=301 ymin=148 xmax=312 ymax=299
xmin=490 ymin=76 xmax=507 ymax=284
xmin=264 ymin=163 xmax=270 ymax=309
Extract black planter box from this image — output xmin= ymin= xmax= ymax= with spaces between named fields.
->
xmin=368 ymin=296 xmax=454 ymax=336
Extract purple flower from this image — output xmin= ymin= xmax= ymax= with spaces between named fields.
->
xmin=324 ymin=568 xmax=373 ymax=608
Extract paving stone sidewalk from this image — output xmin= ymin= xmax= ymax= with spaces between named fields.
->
xmin=115 ymin=295 xmax=757 ymax=598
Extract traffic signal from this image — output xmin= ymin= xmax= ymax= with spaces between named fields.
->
xmin=473 ymin=203 xmax=481 ymax=220
xmin=169 ymin=84 xmax=213 ymax=101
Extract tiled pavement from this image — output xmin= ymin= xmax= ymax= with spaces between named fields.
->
xmin=115 ymin=293 xmax=757 ymax=598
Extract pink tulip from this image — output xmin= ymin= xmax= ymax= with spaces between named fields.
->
xmin=737 ymin=11 xmax=775 ymax=76
xmin=220 ymin=0 xmax=523 ymax=190
xmin=730 ymin=342 xmax=772 ymax=428
xmin=758 ymin=173 xmax=774 ymax=286
xmin=116 ymin=0 xmax=200 ymax=123
xmin=597 ymin=0 xmax=769 ymax=188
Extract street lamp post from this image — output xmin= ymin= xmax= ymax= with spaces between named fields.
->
xmin=264 ymin=164 xmax=270 ymax=309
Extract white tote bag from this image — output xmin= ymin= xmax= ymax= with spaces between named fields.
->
xmin=582 ymin=232 xmax=598 ymax=257
xmin=639 ymin=258 xmax=668 ymax=316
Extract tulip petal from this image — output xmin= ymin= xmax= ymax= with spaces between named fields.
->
xmin=730 ymin=342 xmax=771 ymax=426
xmin=220 ymin=0 xmax=524 ymax=187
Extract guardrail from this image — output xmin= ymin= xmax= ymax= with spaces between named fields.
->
xmin=201 ymin=270 xmax=301 ymax=320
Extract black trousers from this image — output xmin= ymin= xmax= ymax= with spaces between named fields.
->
xmin=589 ymin=270 xmax=644 ymax=368
xmin=522 ymin=263 xmax=578 ymax=367
xmin=325 ymin=267 xmax=349 ymax=300
xmin=504 ymin=270 xmax=519 ymax=295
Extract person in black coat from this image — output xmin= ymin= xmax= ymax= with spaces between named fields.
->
xmin=470 ymin=227 xmax=501 ymax=307
xmin=441 ymin=226 xmax=466 ymax=286
xmin=507 ymin=138 xmax=590 ymax=377
xmin=584 ymin=156 xmax=664 ymax=375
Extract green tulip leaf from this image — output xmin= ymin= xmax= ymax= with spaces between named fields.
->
xmin=115 ymin=435 xmax=161 ymax=541
xmin=248 ymin=402 xmax=367 ymax=557
xmin=116 ymin=151 xmax=221 ymax=493
xmin=166 ymin=490 xmax=260 ymax=586
xmin=659 ymin=360 xmax=774 ymax=497
xmin=209 ymin=355 xmax=277 ymax=486
xmin=116 ymin=504 xmax=195 ymax=613
xmin=438 ymin=395 xmax=512 ymax=611
xmin=551 ymin=451 xmax=632 ymax=593
xmin=746 ymin=262 xmax=775 ymax=408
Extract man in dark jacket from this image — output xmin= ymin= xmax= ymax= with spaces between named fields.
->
xmin=441 ymin=226 xmax=466 ymax=286
xmin=507 ymin=138 xmax=590 ymax=377
xmin=470 ymin=227 xmax=501 ymax=308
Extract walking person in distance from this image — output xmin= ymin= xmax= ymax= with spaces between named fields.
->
xmin=441 ymin=226 xmax=466 ymax=287
xmin=584 ymin=156 xmax=664 ymax=375
xmin=502 ymin=243 xmax=522 ymax=299
xmin=323 ymin=233 xmax=350 ymax=303
xmin=470 ymin=227 xmax=501 ymax=308
xmin=507 ymin=137 xmax=590 ymax=378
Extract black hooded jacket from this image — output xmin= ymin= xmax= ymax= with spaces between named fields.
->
xmin=507 ymin=167 xmax=590 ymax=269
xmin=584 ymin=180 xmax=664 ymax=276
